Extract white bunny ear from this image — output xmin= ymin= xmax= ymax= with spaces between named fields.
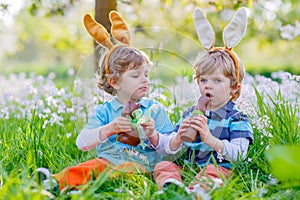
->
xmin=223 ymin=7 xmax=248 ymax=49
xmin=194 ymin=8 xmax=215 ymax=49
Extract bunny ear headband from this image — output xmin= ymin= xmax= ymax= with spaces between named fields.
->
xmin=83 ymin=11 xmax=131 ymax=75
xmin=194 ymin=7 xmax=248 ymax=84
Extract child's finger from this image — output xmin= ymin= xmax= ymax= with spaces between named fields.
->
xmin=141 ymin=118 xmax=154 ymax=125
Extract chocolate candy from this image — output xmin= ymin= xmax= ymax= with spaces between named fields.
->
xmin=117 ymin=101 xmax=141 ymax=146
xmin=180 ymin=96 xmax=210 ymax=142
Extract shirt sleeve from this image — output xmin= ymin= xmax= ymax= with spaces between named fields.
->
xmin=154 ymin=111 xmax=187 ymax=155
xmin=230 ymin=112 xmax=254 ymax=144
xmin=151 ymin=103 xmax=174 ymax=133
xmin=151 ymin=132 xmax=168 ymax=155
xmin=76 ymin=105 xmax=109 ymax=151
xmin=76 ymin=127 xmax=108 ymax=151
xmin=153 ymin=132 xmax=183 ymax=155
xmin=222 ymin=138 xmax=250 ymax=161
xmin=147 ymin=102 xmax=174 ymax=154
xmin=165 ymin=132 xmax=183 ymax=154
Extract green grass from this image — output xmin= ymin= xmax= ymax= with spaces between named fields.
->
xmin=0 ymin=73 xmax=299 ymax=199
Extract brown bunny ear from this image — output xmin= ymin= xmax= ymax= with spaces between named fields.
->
xmin=109 ymin=11 xmax=130 ymax=44
xmin=83 ymin=13 xmax=114 ymax=49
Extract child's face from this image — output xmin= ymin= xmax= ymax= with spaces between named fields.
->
xmin=198 ymin=68 xmax=235 ymax=111
xmin=115 ymin=63 xmax=150 ymax=103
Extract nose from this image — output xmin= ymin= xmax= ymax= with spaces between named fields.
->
xmin=204 ymin=81 xmax=212 ymax=89
xmin=141 ymin=75 xmax=149 ymax=83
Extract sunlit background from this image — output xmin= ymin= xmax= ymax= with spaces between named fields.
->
xmin=0 ymin=1 xmax=300 ymax=199
xmin=0 ymin=0 xmax=299 ymax=86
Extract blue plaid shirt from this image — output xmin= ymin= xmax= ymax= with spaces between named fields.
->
xmin=174 ymin=101 xmax=253 ymax=169
xmin=84 ymin=97 xmax=174 ymax=172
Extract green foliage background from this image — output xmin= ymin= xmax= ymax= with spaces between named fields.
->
xmin=0 ymin=0 xmax=300 ymax=82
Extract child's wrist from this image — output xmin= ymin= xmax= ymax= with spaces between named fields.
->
xmin=98 ymin=127 xmax=107 ymax=141
xmin=203 ymin=133 xmax=213 ymax=144
xmin=169 ymin=136 xmax=182 ymax=151
xmin=147 ymin=130 xmax=157 ymax=138
xmin=174 ymin=134 xmax=183 ymax=144
xmin=148 ymin=131 xmax=159 ymax=147
xmin=105 ymin=123 xmax=116 ymax=137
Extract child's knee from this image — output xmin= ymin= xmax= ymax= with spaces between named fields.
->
xmin=153 ymin=161 xmax=177 ymax=173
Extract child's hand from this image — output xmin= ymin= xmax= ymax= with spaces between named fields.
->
xmin=112 ymin=116 xmax=133 ymax=133
xmin=169 ymin=118 xmax=192 ymax=151
xmin=140 ymin=117 xmax=160 ymax=147
xmin=190 ymin=115 xmax=211 ymax=143
xmin=140 ymin=118 xmax=155 ymax=138
xmin=190 ymin=115 xmax=224 ymax=152
xmin=174 ymin=118 xmax=192 ymax=143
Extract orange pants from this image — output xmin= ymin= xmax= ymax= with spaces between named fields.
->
xmin=53 ymin=158 xmax=146 ymax=190
xmin=153 ymin=161 xmax=230 ymax=190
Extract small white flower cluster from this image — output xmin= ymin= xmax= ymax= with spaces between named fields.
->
xmin=217 ymin=151 xmax=224 ymax=162
xmin=0 ymin=72 xmax=98 ymax=128
xmin=280 ymin=21 xmax=300 ymax=40
xmin=236 ymin=71 xmax=299 ymax=120
xmin=268 ymin=174 xmax=278 ymax=185
xmin=252 ymin=115 xmax=273 ymax=150
xmin=1 ymin=70 xmax=299 ymax=131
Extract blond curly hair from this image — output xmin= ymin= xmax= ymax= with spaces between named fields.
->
xmin=193 ymin=49 xmax=245 ymax=101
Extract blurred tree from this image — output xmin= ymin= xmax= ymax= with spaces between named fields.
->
xmin=93 ymin=0 xmax=116 ymax=70
xmin=95 ymin=0 xmax=116 ymax=31
xmin=29 ymin=0 xmax=117 ymax=71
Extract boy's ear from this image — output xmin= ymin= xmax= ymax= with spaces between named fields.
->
xmin=108 ymin=78 xmax=120 ymax=90
xmin=230 ymin=84 xmax=241 ymax=94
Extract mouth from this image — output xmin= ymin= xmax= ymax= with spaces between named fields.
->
xmin=205 ymin=93 xmax=213 ymax=99
xmin=139 ymin=86 xmax=148 ymax=91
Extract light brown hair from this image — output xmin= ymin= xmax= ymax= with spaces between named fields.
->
xmin=194 ymin=49 xmax=245 ymax=101
xmin=97 ymin=46 xmax=152 ymax=95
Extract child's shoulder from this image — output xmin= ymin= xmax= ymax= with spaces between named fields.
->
xmin=182 ymin=106 xmax=196 ymax=118
xmin=94 ymin=98 xmax=116 ymax=110
xmin=229 ymin=106 xmax=250 ymax=122
xmin=140 ymin=97 xmax=162 ymax=107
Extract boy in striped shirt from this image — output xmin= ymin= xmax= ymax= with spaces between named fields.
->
xmin=153 ymin=49 xmax=254 ymax=192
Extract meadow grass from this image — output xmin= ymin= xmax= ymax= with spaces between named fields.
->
xmin=0 ymin=71 xmax=299 ymax=199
